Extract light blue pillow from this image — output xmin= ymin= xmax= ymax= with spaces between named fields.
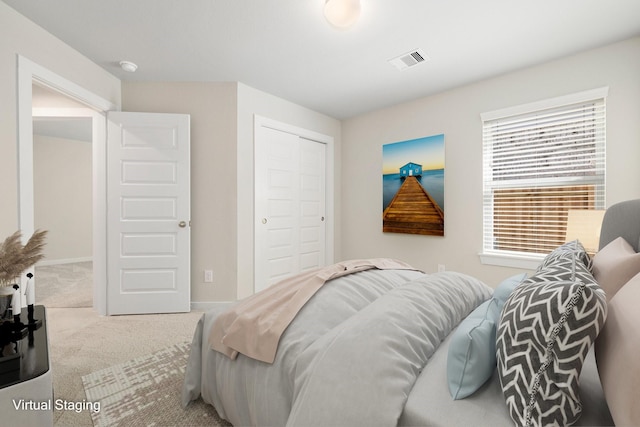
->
xmin=492 ymin=273 xmax=528 ymax=312
xmin=446 ymin=273 xmax=527 ymax=400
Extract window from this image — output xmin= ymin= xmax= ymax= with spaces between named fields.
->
xmin=481 ymin=88 xmax=607 ymax=266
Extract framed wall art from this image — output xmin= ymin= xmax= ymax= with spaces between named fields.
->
xmin=382 ymin=134 xmax=445 ymax=236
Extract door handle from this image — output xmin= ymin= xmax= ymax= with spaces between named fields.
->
xmin=178 ymin=221 xmax=187 ymax=228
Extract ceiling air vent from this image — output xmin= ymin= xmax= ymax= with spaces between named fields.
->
xmin=388 ymin=49 xmax=430 ymax=71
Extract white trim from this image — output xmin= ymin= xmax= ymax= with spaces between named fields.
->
xmin=17 ymin=55 xmax=119 ymax=315
xmin=479 ymin=252 xmax=544 ymax=270
xmin=21 ymin=56 xmax=118 ymax=112
xmin=481 ymin=86 xmax=609 ymax=121
xmin=257 ymin=115 xmax=335 ymax=145
xmin=190 ymin=301 xmax=233 ymax=312
xmin=37 ymin=257 xmax=93 ymax=267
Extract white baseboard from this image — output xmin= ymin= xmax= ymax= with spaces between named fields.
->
xmin=190 ymin=301 xmax=234 ymax=312
xmin=37 ymin=257 xmax=93 ymax=266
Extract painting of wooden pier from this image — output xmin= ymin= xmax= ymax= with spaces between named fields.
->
xmin=382 ymin=134 xmax=445 ymax=236
xmin=383 ymin=176 xmax=444 ymax=235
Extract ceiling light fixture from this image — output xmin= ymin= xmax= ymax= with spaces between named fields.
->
xmin=119 ymin=60 xmax=138 ymax=73
xmin=324 ymin=0 xmax=361 ymax=29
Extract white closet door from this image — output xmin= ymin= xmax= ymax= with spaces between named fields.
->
xmin=255 ymin=126 xmax=326 ymax=292
xmin=299 ymin=137 xmax=326 ymax=271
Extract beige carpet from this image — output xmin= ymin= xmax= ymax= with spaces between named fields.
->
xmin=47 ymin=307 xmax=230 ymax=426
xmin=82 ymin=342 xmax=230 ymax=427
xmin=36 ymin=262 xmax=232 ymax=426
xmin=35 ymin=262 xmax=93 ymax=308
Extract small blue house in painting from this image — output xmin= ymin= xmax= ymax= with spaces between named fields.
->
xmin=400 ymin=162 xmax=422 ymax=177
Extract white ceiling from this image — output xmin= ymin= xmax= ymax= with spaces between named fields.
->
xmin=5 ymin=0 xmax=640 ymax=119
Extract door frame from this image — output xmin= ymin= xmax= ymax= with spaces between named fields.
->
xmin=252 ymin=115 xmax=334 ymax=293
xmin=17 ymin=55 xmax=118 ymax=315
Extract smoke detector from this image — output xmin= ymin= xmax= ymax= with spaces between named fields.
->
xmin=119 ymin=60 xmax=138 ymax=73
xmin=388 ymin=49 xmax=430 ymax=71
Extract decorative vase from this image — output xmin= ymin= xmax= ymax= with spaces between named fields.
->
xmin=0 ymin=285 xmax=28 ymax=353
xmin=0 ymin=287 xmax=13 ymax=320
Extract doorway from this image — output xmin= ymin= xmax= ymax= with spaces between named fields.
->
xmin=32 ymin=84 xmax=95 ymax=308
xmin=17 ymin=55 xmax=116 ymax=315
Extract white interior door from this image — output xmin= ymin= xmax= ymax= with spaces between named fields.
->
xmin=255 ymin=126 xmax=326 ymax=292
xmin=106 ymin=112 xmax=190 ymax=315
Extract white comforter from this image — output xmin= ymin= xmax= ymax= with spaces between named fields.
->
xmin=182 ymin=269 xmax=491 ymax=426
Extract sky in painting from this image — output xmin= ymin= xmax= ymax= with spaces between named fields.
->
xmin=382 ymin=134 xmax=445 ymax=175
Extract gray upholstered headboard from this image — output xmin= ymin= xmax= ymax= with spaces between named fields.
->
xmin=598 ymin=199 xmax=640 ymax=252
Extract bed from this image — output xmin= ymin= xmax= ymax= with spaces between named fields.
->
xmin=183 ymin=199 xmax=640 ymax=426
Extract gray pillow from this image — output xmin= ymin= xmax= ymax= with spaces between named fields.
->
xmin=537 ymin=239 xmax=592 ymax=272
xmin=496 ymin=248 xmax=606 ymax=427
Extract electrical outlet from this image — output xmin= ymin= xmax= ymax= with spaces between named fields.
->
xmin=437 ymin=264 xmax=445 ymax=272
xmin=204 ymin=270 xmax=213 ymax=283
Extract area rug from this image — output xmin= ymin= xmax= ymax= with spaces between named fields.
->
xmin=81 ymin=342 xmax=231 ymax=427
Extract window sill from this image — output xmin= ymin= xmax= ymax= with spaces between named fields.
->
xmin=479 ymin=251 xmax=545 ymax=270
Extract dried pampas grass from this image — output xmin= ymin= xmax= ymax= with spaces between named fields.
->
xmin=0 ymin=230 xmax=47 ymax=287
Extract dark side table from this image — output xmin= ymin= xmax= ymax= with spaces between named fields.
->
xmin=0 ymin=305 xmax=53 ymax=426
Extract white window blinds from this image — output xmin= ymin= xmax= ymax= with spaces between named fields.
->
xmin=482 ymin=89 xmax=606 ymax=256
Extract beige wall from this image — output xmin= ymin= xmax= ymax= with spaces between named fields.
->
xmin=121 ymin=81 xmax=341 ymax=303
xmin=0 ymin=2 xmax=120 ymax=239
xmin=34 ymin=134 xmax=92 ymax=262
xmin=340 ymin=37 xmax=640 ymax=288
xmin=121 ymin=81 xmax=238 ymax=302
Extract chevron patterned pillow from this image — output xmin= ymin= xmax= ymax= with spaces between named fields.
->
xmin=496 ymin=249 xmax=606 ymax=427
xmin=537 ymin=239 xmax=593 ymax=272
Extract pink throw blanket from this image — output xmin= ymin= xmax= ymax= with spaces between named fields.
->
xmin=209 ymin=258 xmax=419 ymax=363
